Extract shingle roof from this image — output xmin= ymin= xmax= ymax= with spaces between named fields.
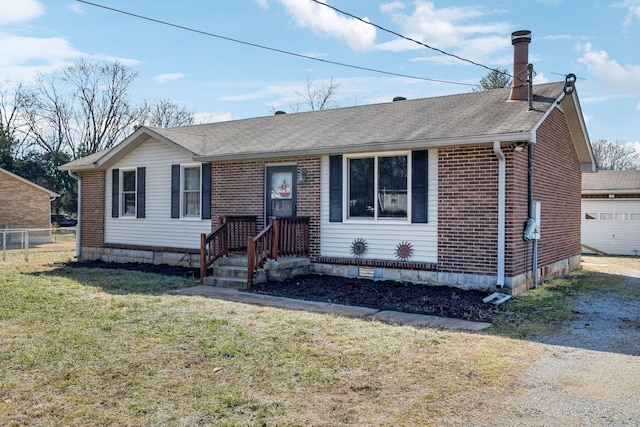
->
xmin=152 ymin=82 xmax=565 ymax=161
xmin=582 ymin=170 xmax=640 ymax=193
xmin=62 ymin=81 xmax=585 ymax=170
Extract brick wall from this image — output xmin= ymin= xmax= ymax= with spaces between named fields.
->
xmin=437 ymin=144 xmax=499 ymax=275
xmin=533 ymin=108 xmax=582 ymax=267
xmin=211 ymin=156 xmax=322 ymax=258
xmin=505 ymin=108 xmax=582 ymax=281
xmin=0 ymin=170 xmax=53 ymax=229
xmin=79 ymin=170 xmax=105 ymax=248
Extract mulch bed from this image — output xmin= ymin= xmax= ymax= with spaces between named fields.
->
xmin=250 ymin=274 xmax=497 ymax=322
xmin=66 ymin=261 xmax=498 ymax=322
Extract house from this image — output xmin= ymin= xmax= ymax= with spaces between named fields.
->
xmin=0 ymin=167 xmax=58 ymax=242
xmin=582 ymin=170 xmax=640 ymax=256
xmin=60 ymin=30 xmax=595 ymax=295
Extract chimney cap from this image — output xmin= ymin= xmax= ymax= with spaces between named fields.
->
xmin=511 ymin=30 xmax=532 ymax=44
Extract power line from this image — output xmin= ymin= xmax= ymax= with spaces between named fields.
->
xmin=77 ymin=0 xmax=477 ymax=87
xmin=311 ymin=0 xmax=512 ymax=78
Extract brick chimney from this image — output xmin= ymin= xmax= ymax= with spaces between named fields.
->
xmin=509 ymin=30 xmax=532 ymax=101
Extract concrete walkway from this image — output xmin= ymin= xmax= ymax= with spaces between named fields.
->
xmin=171 ymin=285 xmax=492 ymax=331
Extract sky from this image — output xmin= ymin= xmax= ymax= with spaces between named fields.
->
xmin=1 ymin=0 xmax=640 ymax=153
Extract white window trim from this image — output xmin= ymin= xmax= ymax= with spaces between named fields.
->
xmin=343 ymin=151 xmax=412 ymax=224
xmin=181 ymin=164 xmax=202 ymax=220
xmin=120 ymin=168 xmax=137 ymax=218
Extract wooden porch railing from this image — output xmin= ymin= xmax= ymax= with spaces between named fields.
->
xmin=200 ymin=215 xmax=257 ymax=282
xmin=247 ymin=216 xmax=309 ymax=284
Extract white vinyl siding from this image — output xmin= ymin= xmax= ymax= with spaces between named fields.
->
xmin=320 ymin=150 xmax=438 ymax=263
xmin=105 ymin=138 xmax=210 ymax=249
xmin=581 ymin=199 xmax=640 ymax=256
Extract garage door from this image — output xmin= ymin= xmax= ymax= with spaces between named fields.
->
xmin=581 ymin=200 xmax=640 ymax=256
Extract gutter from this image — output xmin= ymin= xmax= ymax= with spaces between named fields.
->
xmin=493 ymin=141 xmax=506 ymax=288
xmin=67 ymin=170 xmax=82 ymax=259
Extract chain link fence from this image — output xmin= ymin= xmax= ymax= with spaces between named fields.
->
xmin=1 ymin=227 xmax=77 ymax=262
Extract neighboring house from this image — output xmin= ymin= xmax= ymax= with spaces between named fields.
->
xmin=60 ymin=31 xmax=596 ymax=295
xmin=0 ymin=168 xmax=58 ymax=242
xmin=582 ymin=170 xmax=640 ymax=256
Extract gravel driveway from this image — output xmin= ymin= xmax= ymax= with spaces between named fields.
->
xmin=477 ymin=256 xmax=640 ymax=426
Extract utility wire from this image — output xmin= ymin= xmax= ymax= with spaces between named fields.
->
xmin=77 ymin=0 xmax=477 ymax=87
xmin=311 ymin=0 xmax=512 ymax=78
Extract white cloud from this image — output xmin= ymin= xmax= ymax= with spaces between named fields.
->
xmin=193 ymin=111 xmax=233 ymax=124
xmin=255 ymin=0 xmax=268 ymax=9
xmin=274 ymin=0 xmax=377 ymax=51
xmin=380 ymin=1 xmax=405 ymax=14
xmin=0 ymin=33 xmax=83 ymax=79
xmin=69 ymin=2 xmax=85 ymax=15
xmin=533 ymin=72 xmax=549 ymax=84
xmin=0 ymin=0 xmax=44 ymax=25
xmin=578 ymin=42 xmax=640 ymax=93
xmin=376 ymin=0 xmax=511 ymax=65
xmin=153 ymin=73 xmax=187 ymax=85
xmin=615 ymin=0 xmax=640 ymax=28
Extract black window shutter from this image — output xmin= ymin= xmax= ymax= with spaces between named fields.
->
xmin=411 ymin=150 xmax=428 ymax=223
xmin=171 ymin=164 xmax=180 ymax=218
xmin=201 ymin=163 xmax=212 ymax=220
xmin=136 ymin=167 xmax=146 ymax=219
xmin=111 ymin=169 xmax=119 ymax=218
xmin=329 ymin=155 xmax=343 ymax=222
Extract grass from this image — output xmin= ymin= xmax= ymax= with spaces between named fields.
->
xmin=1 ymin=242 xmax=636 ymax=426
xmin=0 ymin=240 xmax=534 ymax=426
xmin=488 ymin=255 xmax=640 ymax=338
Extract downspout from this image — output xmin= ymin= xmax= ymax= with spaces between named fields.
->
xmin=67 ymin=170 xmax=82 ymax=259
xmin=493 ymin=141 xmax=506 ymax=288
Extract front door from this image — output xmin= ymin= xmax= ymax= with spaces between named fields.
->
xmin=266 ymin=165 xmax=297 ymax=221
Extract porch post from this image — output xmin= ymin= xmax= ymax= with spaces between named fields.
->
xmin=271 ymin=218 xmax=279 ymax=261
xmin=200 ymin=233 xmax=206 ymax=283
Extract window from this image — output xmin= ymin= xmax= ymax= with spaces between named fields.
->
xmin=111 ymin=167 xmax=145 ymax=219
xmin=347 ymin=154 xmax=408 ymax=220
xmin=121 ymin=169 xmax=137 ymax=216
xmin=182 ymin=166 xmax=201 ymax=217
xmin=585 ymin=213 xmax=596 ymax=220
xmin=171 ymin=163 xmax=211 ymax=220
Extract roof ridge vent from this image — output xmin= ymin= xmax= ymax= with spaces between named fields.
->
xmin=393 ymin=96 xmax=407 ymax=101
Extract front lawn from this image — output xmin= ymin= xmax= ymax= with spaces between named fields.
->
xmin=0 ymin=245 xmax=530 ymax=426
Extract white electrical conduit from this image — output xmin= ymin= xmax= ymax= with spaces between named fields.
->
xmin=493 ymin=141 xmax=506 ymax=288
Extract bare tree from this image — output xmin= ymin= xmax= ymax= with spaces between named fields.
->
xmin=141 ymin=99 xmax=195 ymax=128
xmin=295 ymin=76 xmax=340 ymax=111
xmin=20 ymin=73 xmax=75 ymax=156
xmin=591 ymin=138 xmax=640 ymax=170
xmin=0 ymin=80 xmax=29 ymax=159
xmin=21 ymin=60 xmax=145 ymax=158
xmin=65 ymin=60 xmax=144 ymax=156
xmin=473 ymin=68 xmax=512 ymax=92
